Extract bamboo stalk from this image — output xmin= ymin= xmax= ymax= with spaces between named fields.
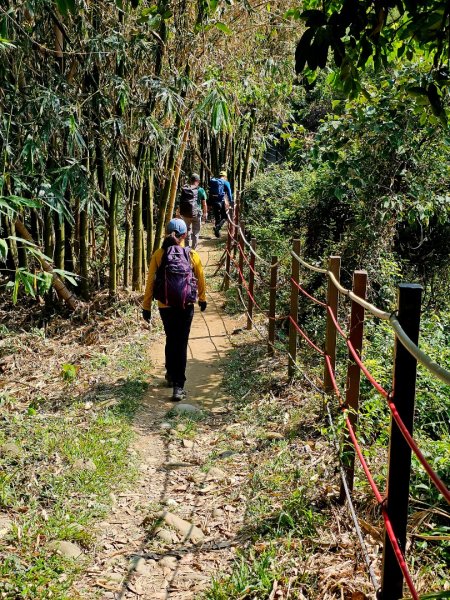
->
xmin=164 ymin=118 xmax=191 ymax=231
xmin=14 ymin=219 xmax=78 ymax=311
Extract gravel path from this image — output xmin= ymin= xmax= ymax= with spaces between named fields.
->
xmin=79 ymin=232 xmax=248 ymax=599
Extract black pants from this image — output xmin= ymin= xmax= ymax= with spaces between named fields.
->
xmin=211 ymin=201 xmax=226 ymax=229
xmin=159 ymin=305 xmax=194 ymax=388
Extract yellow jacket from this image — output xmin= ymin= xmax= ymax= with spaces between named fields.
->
xmin=143 ymin=247 xmax=206 ymax=310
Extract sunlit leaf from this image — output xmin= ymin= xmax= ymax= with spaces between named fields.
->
xmin=215 ymin=22 xmax=232 ymax=35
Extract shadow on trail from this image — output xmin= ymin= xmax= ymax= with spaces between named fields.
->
xmin=109 ymin=234 xmax=310 ymax=599
xmin=109 ymin=235 xmax=249 ymax=598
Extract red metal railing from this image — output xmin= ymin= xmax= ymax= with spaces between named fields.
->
xmin=223 ymin=211 xmax=450 ymax=600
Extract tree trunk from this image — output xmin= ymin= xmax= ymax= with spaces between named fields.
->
xmin=141 ymin=227 xmax=147 ymax=283
xmin=14 ymin=219 xmax=78 ymax=310
xmin=79 ymin=209 xmax=89 ymax=300
xmin=210 ymin=134 xmax=219 ymax=175
xmin=30 ymin=209 xmax=40 ymax=245
xmin=109 ymin=175 xmax=118 ymax=297
xmin=154 ymin=145 xmax=177 ymax=252
xmin=132 ymin=181 xmax=143 ymax=291
xmin=146 ymin=168 xmax=154 ymax=263
xmin=64 ymin=218 xmax=74 ymax=272
xmin=241 ymin=109 xmax=256 ymax=192
xmin=54 ymin=213 xmax=65 ymax=270
xmin=43 ymin=206 xmax=54 ymax=260
xmin=164 ymin=119 xmax=191 ymax=231
xmin=230 ymin=135 xmax=237 ymax=195
xmin=15 ymin=219 xmax=28 ymax=269
xmin=4 ymin=217 xmax=17 ymax=278
xmin=123 ymin=201 xmax=131 ymax=289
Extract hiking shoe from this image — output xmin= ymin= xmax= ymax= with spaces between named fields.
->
xmin=172 ymin=386 xmax=186 ymax=402
xmin=213 ymin=226 xmax=220 ymax=238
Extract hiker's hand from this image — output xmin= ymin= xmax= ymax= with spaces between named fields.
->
xmin=142 ymin=309 xmax=151 ymax=323
xmin=198 ymin=301 xmax=207 ymax=312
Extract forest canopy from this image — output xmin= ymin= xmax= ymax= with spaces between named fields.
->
xmin=0 ymin=0 xmax=295 ymax=304
xmin=0 ymin=0 xmax=449 ymax=311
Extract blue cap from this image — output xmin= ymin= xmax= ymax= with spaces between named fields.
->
xmin=166 ymin=218 xmax=187 ymax=236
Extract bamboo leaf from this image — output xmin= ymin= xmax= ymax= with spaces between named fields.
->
xmin=55 ymin=0 xmax=76 ymax=16
xmin=53 ymin=268 xmax=79 ymax=286
xmin=0 ymin=37 xmax=16 ymax=50
xmin=0 ymin=238 xmax=8 ymax=260
xmin=215 ymin=22 xmax=232 ymax=35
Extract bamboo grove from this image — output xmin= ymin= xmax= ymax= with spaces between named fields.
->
xmin=0 ymin=0 xmax=295 ymax=307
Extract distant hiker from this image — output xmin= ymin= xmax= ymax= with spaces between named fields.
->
xmin=178 ymin=173 xmax=208 ymax=249
xmin=142 ymin=218 xmax=207 ymax=401
xmin=208 ymin=170 xmax=233 ymax=238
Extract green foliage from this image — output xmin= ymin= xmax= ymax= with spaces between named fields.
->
xmin=1 ymin=236 xmax=77 ymax=302
xmin=60 ymin=363 xmax=78 ymax=383
xmin=244 ymin=64 xmax=450 ymax=305
xmin=0 ymin=332 xmax=150 ymax=598
xmin=206 ymin=548 xmax=281 ymax=599
xmin=291 ymin=0 xmax=450 ymax=120
xmin=6 ymin=268 xmax=53 ymax=303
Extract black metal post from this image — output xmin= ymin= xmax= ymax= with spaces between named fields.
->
xmin=381 ymin=284 xmax=422 ymax=600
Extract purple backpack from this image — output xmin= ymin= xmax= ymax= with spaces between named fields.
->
xmin=154 ymin=246 xmax=198 ymax=308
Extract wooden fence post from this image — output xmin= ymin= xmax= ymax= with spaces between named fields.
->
xmin=238 ymin=220 xmax=245 ymax=293
xmin=233 ymin=192 xmax=240 ymax=259
xmin=246 ymin=238 xmax=256 ymax=330
xmin=381 ymin=284 xmax=422 ymax=600
xmin=339 ymin=270 xmax=367 ymax=503
xmin=324 ymin=256 xmax=341 ymax=393
xmin=268 ymin=256 xmax=278 ymax=356
xmin=288 ymin=239 xmax=301 ymax=378
xmin=224 ymin=217 xmax=231 ymax=291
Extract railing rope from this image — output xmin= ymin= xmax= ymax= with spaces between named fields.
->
xmin=294 ymin=252 xmax=450 ymax=386
xmin=227 ymin=211 xmax=450 ymax=385
xmin=220 ymin=224 xmax=450 ymax=600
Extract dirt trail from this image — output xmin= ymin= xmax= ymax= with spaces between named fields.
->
xmin=78 ymin=233 xmax=248 ymax=600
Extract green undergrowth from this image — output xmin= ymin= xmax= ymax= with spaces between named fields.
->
xmin=205 ymin=340 xmax=369 ymax=599
xmin=205 ymin=331 xmax=450 ymax=598
xmin=0 ymin=329 xmax=151 ymax=599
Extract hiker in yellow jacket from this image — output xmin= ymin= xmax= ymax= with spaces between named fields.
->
xmin=142 ymin=218 xmax=206 ymax=401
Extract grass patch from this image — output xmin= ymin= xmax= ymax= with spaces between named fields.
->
xmin=0 ymin=332 xmax=151 ymax=599
xmin=203 ymin=338 xmax=335 ymax=598
xmin=205 ymin=308 xmax=450 ymax=596
xmin=205 ymin=547 xmax=281 ymax=600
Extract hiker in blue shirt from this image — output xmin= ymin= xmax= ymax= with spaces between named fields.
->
xmin=209 ymin=170 xmax=233 ymax=238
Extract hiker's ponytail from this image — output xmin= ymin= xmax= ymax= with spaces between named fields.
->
xmin=162 ymin=231 xmax=183 ymax=250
